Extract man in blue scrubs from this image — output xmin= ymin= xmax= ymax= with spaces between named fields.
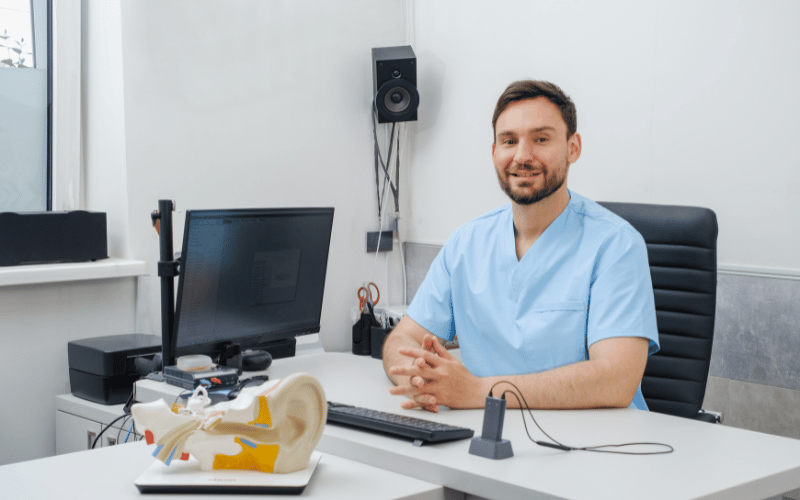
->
xmin=383 ymin=80 xmax=659 ymax=412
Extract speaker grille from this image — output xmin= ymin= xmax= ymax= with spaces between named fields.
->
xmin=375 ymin=78 xmax=419 ymax=123
xmin=384 ymin=87 xmax=412 ymax=113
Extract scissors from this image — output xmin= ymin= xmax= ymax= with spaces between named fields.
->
xmin=357 ymin=282 xmax=380 ymax=312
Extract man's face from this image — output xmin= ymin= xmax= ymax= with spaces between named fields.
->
xmin=492 ymin=97 xmax=581 ymax=205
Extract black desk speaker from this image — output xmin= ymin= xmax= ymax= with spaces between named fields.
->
xmin=0 ymin=210 xmax=108 ymax=266
xmin=372 ymin=45 xmax=419 ymax=123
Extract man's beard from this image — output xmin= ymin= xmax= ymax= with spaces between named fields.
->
xmin=496 ymin=163 xmax=568 ymax=205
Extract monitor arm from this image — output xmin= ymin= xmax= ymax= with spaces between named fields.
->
xmin=152 ymin=199 xmax=179 ymax=369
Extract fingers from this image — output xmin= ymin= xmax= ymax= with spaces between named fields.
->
xmin=401 ymin=396 xmax=439 ymax=413
xmin=428 ymin=336 xmax=455 ymax=359
xmin=388 ymin=376 xmax=426 ymax=396
xmin=389 ymin=359 xmax=431 ymax=379
xmin=397 ymin=347 xmax=441 ymax=367
xmin=388 ymin=378 xmax=440 ymax=412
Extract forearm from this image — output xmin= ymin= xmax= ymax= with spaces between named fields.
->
xmin=481 ymin=358 xmax=638 ymax=410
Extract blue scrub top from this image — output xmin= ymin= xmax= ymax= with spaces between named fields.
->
xmin=405 ymin=191 xmax=659 ymax=410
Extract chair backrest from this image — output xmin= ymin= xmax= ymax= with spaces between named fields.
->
xmin=598 ymin=202 xmax=718 ymax=419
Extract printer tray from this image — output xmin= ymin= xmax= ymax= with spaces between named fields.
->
xmin=69 ymin=368 xmax=139 ymax=405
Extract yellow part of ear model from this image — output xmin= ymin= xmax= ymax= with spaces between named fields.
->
xmin=213 ymin=438 xmax=280 ymax=473
xmin=249 ymin=396 xmax=272 ymax=428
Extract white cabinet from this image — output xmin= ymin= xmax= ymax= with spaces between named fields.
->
xmin=55 ymin=410 xmax=104 ymax=454
xmin=55 ymin=395 xmax=142 ymax=455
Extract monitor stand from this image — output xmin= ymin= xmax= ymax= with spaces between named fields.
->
xmin=256 ymin=337 xmax=297 ymax=360
xmin=217 ymin=342 xmax=243 ymax=375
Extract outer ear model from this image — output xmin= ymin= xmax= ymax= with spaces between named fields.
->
xmin=132 ymin=373 xmax=327 ymax=474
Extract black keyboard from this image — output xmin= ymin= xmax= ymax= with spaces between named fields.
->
xmin=326 ymin=402 xmax=474 ymax=446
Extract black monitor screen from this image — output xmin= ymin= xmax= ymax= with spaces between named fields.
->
xmin=171 ymin=207 xmax=334 ymax=363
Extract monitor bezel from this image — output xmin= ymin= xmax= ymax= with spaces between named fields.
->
xmin=168 ymin=206 xmax=334 ymax=367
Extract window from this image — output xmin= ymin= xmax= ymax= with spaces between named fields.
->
xmin=0 ymin=0 xmax=50 ymax=212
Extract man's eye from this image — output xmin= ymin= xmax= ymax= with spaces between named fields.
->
xmin=536 ymin=137 xmax=549 ymax=143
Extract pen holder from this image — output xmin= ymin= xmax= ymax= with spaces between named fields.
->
xmin=370 ymin=326 xmax=393 ymax=359
xmin=352 ymin=314 xmax=372 ymax=356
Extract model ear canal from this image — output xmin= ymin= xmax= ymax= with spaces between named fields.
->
xmin=266 ymin=374 xmax=327 ymax=474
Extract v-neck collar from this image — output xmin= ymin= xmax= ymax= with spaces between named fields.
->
xmin=504 ymin=191 xmax=574 ymax=264
xmin=505 ymin=196 xmax=573 ymax=302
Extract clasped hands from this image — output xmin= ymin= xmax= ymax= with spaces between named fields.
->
xmin=388 ymin=334 xmax=484 ymax=412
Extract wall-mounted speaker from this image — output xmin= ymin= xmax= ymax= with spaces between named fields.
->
xmin=372 ymin=45 xmax=419 ymax=123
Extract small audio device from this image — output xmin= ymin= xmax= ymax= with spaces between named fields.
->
xmin=163 ymin=365 xmax=239 ymax=390
xmin=469 ymin=395 xmax=514 ymax=459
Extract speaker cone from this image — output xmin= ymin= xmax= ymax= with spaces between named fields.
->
xmin=384 ymin=87 xmax=411 ymax=113
xmin=375 ymin=78 xmax=419 ymax=122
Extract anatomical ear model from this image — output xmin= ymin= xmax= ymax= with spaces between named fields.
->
xmin=131 ymin=373 xmax=327 ymax=474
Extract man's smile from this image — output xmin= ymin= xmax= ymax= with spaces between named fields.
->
xmin=509 ymin=171 xmax=542 ymax=178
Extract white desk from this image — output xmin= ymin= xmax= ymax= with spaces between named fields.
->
xmin=0 ymin=440 xmax=444 ymax=500
xmin=136 ymin=352 xmax=800 ymax=500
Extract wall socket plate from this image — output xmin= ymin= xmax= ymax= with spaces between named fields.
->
xmin=366 ymin=231 xmax=393 ymax=252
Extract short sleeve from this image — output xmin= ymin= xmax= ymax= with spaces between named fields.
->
xmin=587 ymin=227 xmax=660 ymax=354
xmin=404 ymin=238 xmax=457 ymax=342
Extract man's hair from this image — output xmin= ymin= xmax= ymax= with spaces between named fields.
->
xmin=492 ymin=80 xmax=577 ymax=141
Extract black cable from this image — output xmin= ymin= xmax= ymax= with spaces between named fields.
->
xmin=92 ymin=391 xmax=136 ymax=449
xmin=173 ymin=389 xmax=194 ymax=409
xmin=116 ymin=414 xmax=129 ymax=445
xmin=489 ymin=381 xmax=674 ymax=456
xmin=372 ymin=105 xmax=399 ymax=220
xmin=91 ymin=413 xmax=129 ymax=449
xmin=372 ymin=105 xmax=397 ymax=184
xmin=226 ymin=375 xmax=270 ymax=400
xmin=393 ymin=123 xmax=400 ymax=213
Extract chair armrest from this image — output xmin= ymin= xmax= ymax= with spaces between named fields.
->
xmin=695 ymin=409 xmax=723 ymax=424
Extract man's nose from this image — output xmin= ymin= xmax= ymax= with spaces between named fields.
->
xmin=513 ymin=139 xmax=535 ymax=166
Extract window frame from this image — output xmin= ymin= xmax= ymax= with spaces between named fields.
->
xmin=50 ymin=0 xmax=82 ymax=211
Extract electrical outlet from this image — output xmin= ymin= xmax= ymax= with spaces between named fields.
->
xmin=366 ymin=231 xmax=393 ymax=252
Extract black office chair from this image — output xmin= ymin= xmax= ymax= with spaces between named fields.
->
xmin=598 ymin=202 xmax=722 ymax=423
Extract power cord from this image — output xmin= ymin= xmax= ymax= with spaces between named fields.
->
xmin=116 ymin=414 xmax=130 ymax=444
xmin=226 ymin=375 xmax=270 ymax=400
xmin=124 ymin=419 xmax=136 ymax=443
xmin=91 ymin=413 xmax=130 ymax=449
xmin=489 ymin=381 xmax=674 ymax=456
xmin=371 ymin=104 xmax=401 ymax=281
xmin=91 ymin=391 xmax=137 ymax=449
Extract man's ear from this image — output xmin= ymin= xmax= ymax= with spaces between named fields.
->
xmin=568 ymin=133 xmax=582 ymax=163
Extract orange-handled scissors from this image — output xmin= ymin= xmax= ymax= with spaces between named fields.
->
xmin=357 ymin=282 xmax=380 ymax=312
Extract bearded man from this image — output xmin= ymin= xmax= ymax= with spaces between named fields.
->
xmin=382 ymin=80 xmax=659 ymax=412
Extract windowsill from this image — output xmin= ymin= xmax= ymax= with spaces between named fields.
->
xmin=0 ymin=258 xmax=147 ymax=287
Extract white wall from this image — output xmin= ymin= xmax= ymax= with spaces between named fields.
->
xmin=407 ymin=0 xmax=800 ymax=275
xmin=120 ymin=0 xmax=407 ymax=351
xmin=0 ymin=278 xmax=137 ymax=465
xmin=82 ymin=0 xmax=129 ymax=258
xmin=0 ymin=0 xmax=138 ymax=466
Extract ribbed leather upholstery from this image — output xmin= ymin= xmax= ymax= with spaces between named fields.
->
xmin=598 ymin=202 xmax=718 ymax=421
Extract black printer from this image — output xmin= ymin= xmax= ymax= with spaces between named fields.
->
xmin=68 ymin=334 xmax=161 ymax=405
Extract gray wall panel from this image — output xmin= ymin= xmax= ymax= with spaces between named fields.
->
xmin=711 ymin=273 xmax=800 ymax=391
xmin=404 ymin=242 xmax=441 ymax=305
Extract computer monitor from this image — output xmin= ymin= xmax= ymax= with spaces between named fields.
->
xmin=167 ymin=207 xmax=335 ymax=368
